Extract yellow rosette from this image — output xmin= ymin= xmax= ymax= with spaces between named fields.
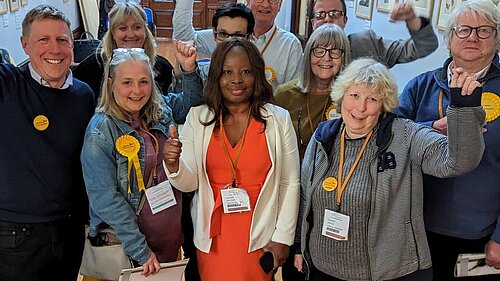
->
xmin=325 ymin=104 xmax=340 ymax=120
xmin=33 ymin=115 xmax=49 ymax=131
xmin=481 ymin=92 xmax=500 ymax=123
xmin=115 ymin=135 xmax=145 ymax=193
xmin=265 ymin=66 xmax=276 ymax=85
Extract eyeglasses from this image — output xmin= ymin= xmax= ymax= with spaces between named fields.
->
xmin=253 ymin=0 xmax=280 ymax=4
xmin=452 ymin=25 xmax=496 ymax=39
xmin=214 ymin=31 xmax=249 ymax=41
xmin=313 ymin=10 xmax=344 ymax=20
xmin=312 ymin=47 xmax=344 ymax=59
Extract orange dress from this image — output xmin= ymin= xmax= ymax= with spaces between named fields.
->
xmin=197 ymin=118 xmax=272 ymax=281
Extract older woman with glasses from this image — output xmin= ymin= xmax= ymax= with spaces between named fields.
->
xmin=81 ymin=48 xmax=196 ymax=280
xmin=296 ymin=58 xmax=486 ymax=281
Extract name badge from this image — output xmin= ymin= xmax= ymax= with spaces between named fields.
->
xmin=145 ymin=180 xmax=177 ymax=214
xmin=322 ymin=209 xmax=349 ymax=241
xmin=221 ymin=188 xmax=251 ymax=213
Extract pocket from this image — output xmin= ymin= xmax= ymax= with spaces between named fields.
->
xmin=0 ymin=222 xmax=29 ymax=249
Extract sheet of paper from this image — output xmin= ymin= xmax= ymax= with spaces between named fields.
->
xmin=119 ymin=259 xmax=188 ymax=281
xmin=455 ymin=253 xmax=500 ymax=277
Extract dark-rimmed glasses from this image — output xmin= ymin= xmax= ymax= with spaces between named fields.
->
xmin=253 ymin=0 xmax=280 ymax=4
xmin=214 ymin=31 xmax=249 ymax=41
xmin=313 ymin=10 xmax=344 ymax=20
xmin=312 ymin=47 xmax=344 ymax=59
xmin=452 ymin=25 xmax=496 ymax=39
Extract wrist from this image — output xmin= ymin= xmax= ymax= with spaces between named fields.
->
xmin=406 ymin=16 xmax=422 ymax=32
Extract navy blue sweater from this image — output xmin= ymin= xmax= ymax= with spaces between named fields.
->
xmin=0 ymin=64 xmax=94 ymax=223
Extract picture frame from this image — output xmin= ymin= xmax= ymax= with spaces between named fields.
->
xmin=0 ymin=0 xmax=7 ymax=15
xmin=377 ymin=0 xmax=390 ymax=12
xmin=20 ymin=0 xmax=26 ymax=7
xmin=9 ymin=0 xmax=19 ymax=12
xmin=388 ymin=0 xmax=433 ymax=19
xmin=356 ymin=0 xmax=374 ymax=20
xmin=436 ymin=0 xmax=464 ymax=30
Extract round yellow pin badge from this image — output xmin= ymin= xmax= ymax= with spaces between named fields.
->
xmin=115 ymin=135 xmax=140 ymax=157
xmin=33 ymin=115 xmax=49 ymax=131
xmin=481 ymin=92 xmax=500 ymax=123
xmin=322 ymin=177 xmax=338 ymax=192
xmin=325 ymin=104 xmax=340 ymax=120
xmin=265 ymin=66 xmax=276 ymax=84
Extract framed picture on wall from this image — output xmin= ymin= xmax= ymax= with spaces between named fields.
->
xmin=0 ymin=0 xmax=7 ymax=15
xmin=9 ymin=0 xmax=19 ymax=12
xmin=436 ymin=0 xmax=464 ymax=30
xmin=377 ymin=0 xmax=390 ymax=12
xmin=356 ymin=0 xmax=374 ymax=20
xmin=388 ymin=0 xmax=433 ymax=19
xmin=20 ymin=0 xmax=27 ymax=6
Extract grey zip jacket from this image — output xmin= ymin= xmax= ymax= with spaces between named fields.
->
xmin=297 ymin=88 xmax=486 ymax=280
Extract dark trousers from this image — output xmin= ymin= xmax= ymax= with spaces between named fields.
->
xmin=427 ymin=231 xmax=498 ymax=281
xmin=182 ymin=192 xmax=201 ymax=281
xmin=0 ymin=217 xmax=85 ymax=281
xmin=282 ymin=244 xmax=306 ymax=281
xmin=310 ymin=264 xmax=432 ymax=281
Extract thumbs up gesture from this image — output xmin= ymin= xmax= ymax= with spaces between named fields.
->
xmin=163 ymin=124 xmax=182 ymax=173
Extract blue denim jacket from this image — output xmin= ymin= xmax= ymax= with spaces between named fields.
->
xmin=81 ymin=101 xmax=176 ymax=265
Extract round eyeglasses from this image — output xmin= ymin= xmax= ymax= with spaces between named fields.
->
xmin=313 ymin=10 xmax=344 ymax=20
xmin=452 ymin=25 xmax=496 ymax=39
xmin=253 ymin=0 xmax=280 ymax=4
xmin=311 ymin=47 xmax=344 ymax=59
xmin=214 ymin=31 xmax=249 ymax=41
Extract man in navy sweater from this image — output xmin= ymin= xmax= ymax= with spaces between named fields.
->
xmin=0 ymin=5 xmax=94 ymax=281
xmin=397 ymin=1 xmax=500 ymax=280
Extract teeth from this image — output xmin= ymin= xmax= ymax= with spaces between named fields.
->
xmin=129 ymin=97 xmax=142 ymax=101
xmin=319 ymin=65 xmax=333 ymax=69
xmin=46 ymin=59 xmax=62 ymax=64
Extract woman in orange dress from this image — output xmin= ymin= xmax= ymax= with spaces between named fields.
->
xmin=163 ymin=38 xmax=300 ymax=280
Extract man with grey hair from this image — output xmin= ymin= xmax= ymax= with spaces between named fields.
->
xmin=0 ymin=5 xmax=94 ymax=281
xmin=396 ymin=0 xmax=500 ymax=279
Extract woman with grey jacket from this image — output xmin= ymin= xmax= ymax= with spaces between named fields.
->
xmin=295 ymin=58 xmax=485 ymax=281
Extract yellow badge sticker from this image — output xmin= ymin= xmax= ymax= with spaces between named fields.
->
xmin=33 ymin=115 xmax=49 ymax=131
xmin=325 ymin=104 xmax=340 ymax=120
xmin=322 ymin=177 xmax=338 ymax=192
xmin=115 ymin=135 xmax=145 ymax=193
xmin=481 ymin=92 xmax=500 ymax=123
xmin=265 ymin=66 xmax=276 ymax=84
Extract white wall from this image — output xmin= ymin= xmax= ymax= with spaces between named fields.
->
xmin=0 ymin=0 xmax=81 ymax=64
xmin=342 ymin=0 xmax=449 ymax=92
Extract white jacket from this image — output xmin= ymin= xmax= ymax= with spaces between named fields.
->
xmin=167 ymin=103 xmax=300 ymax=253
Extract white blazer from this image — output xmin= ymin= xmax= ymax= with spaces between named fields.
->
xmin=167 ymin=103 xmax=300 ymax=253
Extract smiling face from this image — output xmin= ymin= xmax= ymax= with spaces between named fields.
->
xmin=219 ymin=46 xmax=255 ymax=106
xmin=450 ymin=11 xmax=499 ymax=71
xmin=112 ymin=16 xmax=146 ymax=48
xmin=312 ymin=0 xmax=348 ymax=30
xmin=109 ymin=60 xmax=152 ymax=120
xmin=21 ymin=19 xmax=73 ymax=88
xmin=247 ymin=0 xmax=282 ymax=29
xmin=310 ymin=45 xmax=342 ymax=83
xmin=341 ymin=84 xmax=383 ymax=138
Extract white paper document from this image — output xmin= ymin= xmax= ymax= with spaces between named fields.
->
xmin=454 ymin=253 xmax=500 ymax=277
xmin=118 ymin=259 xmax=188 ymax=281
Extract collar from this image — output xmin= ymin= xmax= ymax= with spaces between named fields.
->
xmin=446 ymin=60 xmax=491 ymax=86
xmin=28 ymin=62 xmax=73 ymax=89
xmin=252 ymin=24 xmax=277 ymax=40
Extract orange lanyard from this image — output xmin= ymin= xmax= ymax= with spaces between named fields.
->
xmin=336 ymin=127 xmax=373 ymax=206
xmin=306 ymin=94 xmax=330 ymax=135
xmin=259 ymin=26 xmax=277 ymax=56
xmin=140 ymin=124 xmax=159 ymax=183
xmin=219 ymin=113 xmax=251 ymax=188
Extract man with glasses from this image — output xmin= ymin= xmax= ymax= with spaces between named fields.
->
xmin=310 ymin=0 xmax=438 ymax=68
xmin=173 ymin=0 xmax=303 ymax=91
xmin=396 ymin=1 xmax=500 ymax=279
xmin=0 ymin=5 xmax=94 ymax=281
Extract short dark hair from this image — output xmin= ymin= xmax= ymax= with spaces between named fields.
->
xmin=311 ymin=0 xmax=347 ymax=17
xmin=22 ymin=4 xmax=71 ymax=38
xmin=203 ymin=38 xmax=273 ymax=128
xmin=212 ymin=3 xmax=255 ymax=35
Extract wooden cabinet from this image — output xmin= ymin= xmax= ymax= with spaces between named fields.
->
xmin=141 ymin=0 xmax=236 ymax=38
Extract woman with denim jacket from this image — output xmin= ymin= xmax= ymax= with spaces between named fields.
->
xmin=81 ymin=48 xmax=197 ymax=279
